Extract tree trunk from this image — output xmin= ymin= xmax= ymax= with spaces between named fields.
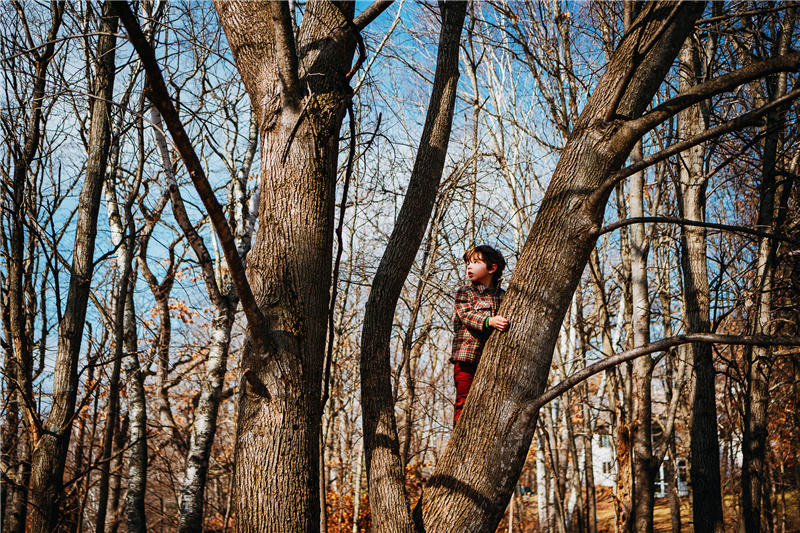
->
xmin=742 ymin=7 xmax=796 ymax=531
xmin=94 ymin=261 xmax=128 ymax=533
xmin=122 ymin=279 xmax=147 ymax=533
xmin=28 ymin=3 xmax=113 ymax=531
xmin=352 ymin=440 xmax=364 ymax=533
xmin=358 ymin=3 xmax=467 ymax=532
xmin=629 ymin=141 xmax=656 ymax=533
xmin=177 ymin=297 xmax=238 ymax=533
xmin=417 ymin=3 xmax=706 ymax=530
xmin=675 ymin=36 xmax=725 ymax=533
xmin=214 ymin=2 xmax=357 ymax=531
xmin=2 ymin=3 xmax=65 ymax=530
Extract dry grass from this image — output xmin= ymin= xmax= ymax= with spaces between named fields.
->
xmin=499 ymin=488 xmax=800 ymax=532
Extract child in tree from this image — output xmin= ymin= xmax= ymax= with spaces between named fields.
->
xmin=450 ymin=245 xmax=509 ymax=423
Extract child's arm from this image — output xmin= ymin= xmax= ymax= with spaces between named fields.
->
xmin=455 ymin=287 xmax=506 ymax=331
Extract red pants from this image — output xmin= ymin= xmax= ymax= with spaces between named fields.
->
xmin=453 ymin=361 xmax=477 ymax=423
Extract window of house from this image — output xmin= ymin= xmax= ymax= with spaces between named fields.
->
xmin=677 ymin=458 xmax=687 ymax=486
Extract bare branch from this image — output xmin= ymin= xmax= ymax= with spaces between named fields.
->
xmin=597 ymin=215 xmax=800 ymax=245
xmin=531 ymin=333 xmax=800 ymax=413
xmin=353 ymin=0 xmax=394 ymax=31
xmin=626 ymin=50 xmax=800 ymax=139
xmin=114 ymin=1 xmax=267 ymax=351
xmin=588 ymin=83 xmax=800 ymax=210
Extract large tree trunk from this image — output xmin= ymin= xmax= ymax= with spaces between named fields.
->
xmin=417 ymin=3 xmax=706 ymax=530
xmin=214 ymin=2 xmax=357 ymax=531
xmin=28 ymin=3 xmax=113 ymax=531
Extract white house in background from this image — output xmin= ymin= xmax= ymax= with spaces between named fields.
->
xmin=592 ymin=432 xmax=617 ymax=488
xmin=592 ymin=431 xmax=689 ymax=497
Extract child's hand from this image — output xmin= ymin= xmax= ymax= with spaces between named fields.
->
xmin=489 ymin=315 xmax=509 ymax=331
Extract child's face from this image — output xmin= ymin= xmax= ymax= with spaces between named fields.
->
xmin=466 ymin=254 xmax=496 ymax=287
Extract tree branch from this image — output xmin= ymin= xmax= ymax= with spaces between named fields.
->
xmin=114 ymin=1 xmax=267 ymax=351
xmin=353 ymin=0 xmax=394 ymax=31
xmin=604 ymin=0 xmax=687 ymax=122
xmin=588 ymin=83 xmax=800 ymax=210
xmin=531 ymin=333 xmax=800 ymax=413
xmin=626 ymin=50 xmax=800 ymax=139
xmin=597 ymin=215 xmax=800 ymax=245
xmin=270 ymin=0 xmax=301 ymax=108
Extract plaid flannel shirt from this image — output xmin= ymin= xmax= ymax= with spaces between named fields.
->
xmin=450 ymin=283 xmax=505 ymax=364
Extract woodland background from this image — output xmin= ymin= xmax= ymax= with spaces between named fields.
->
xmin=1 ymin=1 xmax=799 ymax=532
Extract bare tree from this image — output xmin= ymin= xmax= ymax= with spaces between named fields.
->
xmin=106 ymin=1 xmax=800 ymax=532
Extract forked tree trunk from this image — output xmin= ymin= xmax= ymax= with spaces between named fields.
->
xmin=214 ymin=2 xmax=357 ymax=531
xmin=417 ymin=4 xmax=706 ymax=531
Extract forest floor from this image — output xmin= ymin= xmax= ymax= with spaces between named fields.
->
xmin=592 ymin=488 xmax=800 ymax=533
xmin=495 ymin=488 xmax=800 ymax=532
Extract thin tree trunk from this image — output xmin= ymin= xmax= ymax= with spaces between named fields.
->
xmin=358 ymin=3 xmax=467 ymax=532
xmin=656 ymin=240 xmax=683 ymax=533
xmin=107 ymin=412 xmax=127 ymax=533
xmin=742 ymin=7 xmax=796 ymax=532
xmin=536 ymin=431 xmax=550 ymax=532
xmin=28 ymin=3 xmax=113 ymax=531
xmin=543 ymin=407 xmax=568 ymax=533
xmin=352 ymin=440 xmax=364 ymax=533
xmin=629 ymin=141 xmax=656 ymax=533
xmin=2 ymin=3 xmax=65 ymax=530
xmin=94 ymin=262 xmax=128 ymax=533
xmin=674 ymin=36 xmax=725 ymax=533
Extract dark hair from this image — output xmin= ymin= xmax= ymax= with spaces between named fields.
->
xmin=463 ymin=245 xmax=506 ymax=286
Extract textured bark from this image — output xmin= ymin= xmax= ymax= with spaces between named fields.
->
xmin=2 ymin=3 xmax=64 ymax=530
xmin=213 ymin=2 xmax=358 ymax=531
xmin=177 ymin=299 xmax=238 ymax=533
xmin=675 ymin=37 xmax=725 ymax=533
xmin=121 ymin=289 xmax=147 ymax=533
xmin=174 ymin=115 xmax=255 ymax=533
xmin=417 ymin=3 xmax=706 ymax=531
xmin=359 ymin=4 xmax=467 ymax=531
xmin=629 ymin=142 xmax=656 ymax=533
xmin=27 ymin=3 xmax=113 ymax=531
xmin=742 ymin=8 xmax=796 ymax=532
